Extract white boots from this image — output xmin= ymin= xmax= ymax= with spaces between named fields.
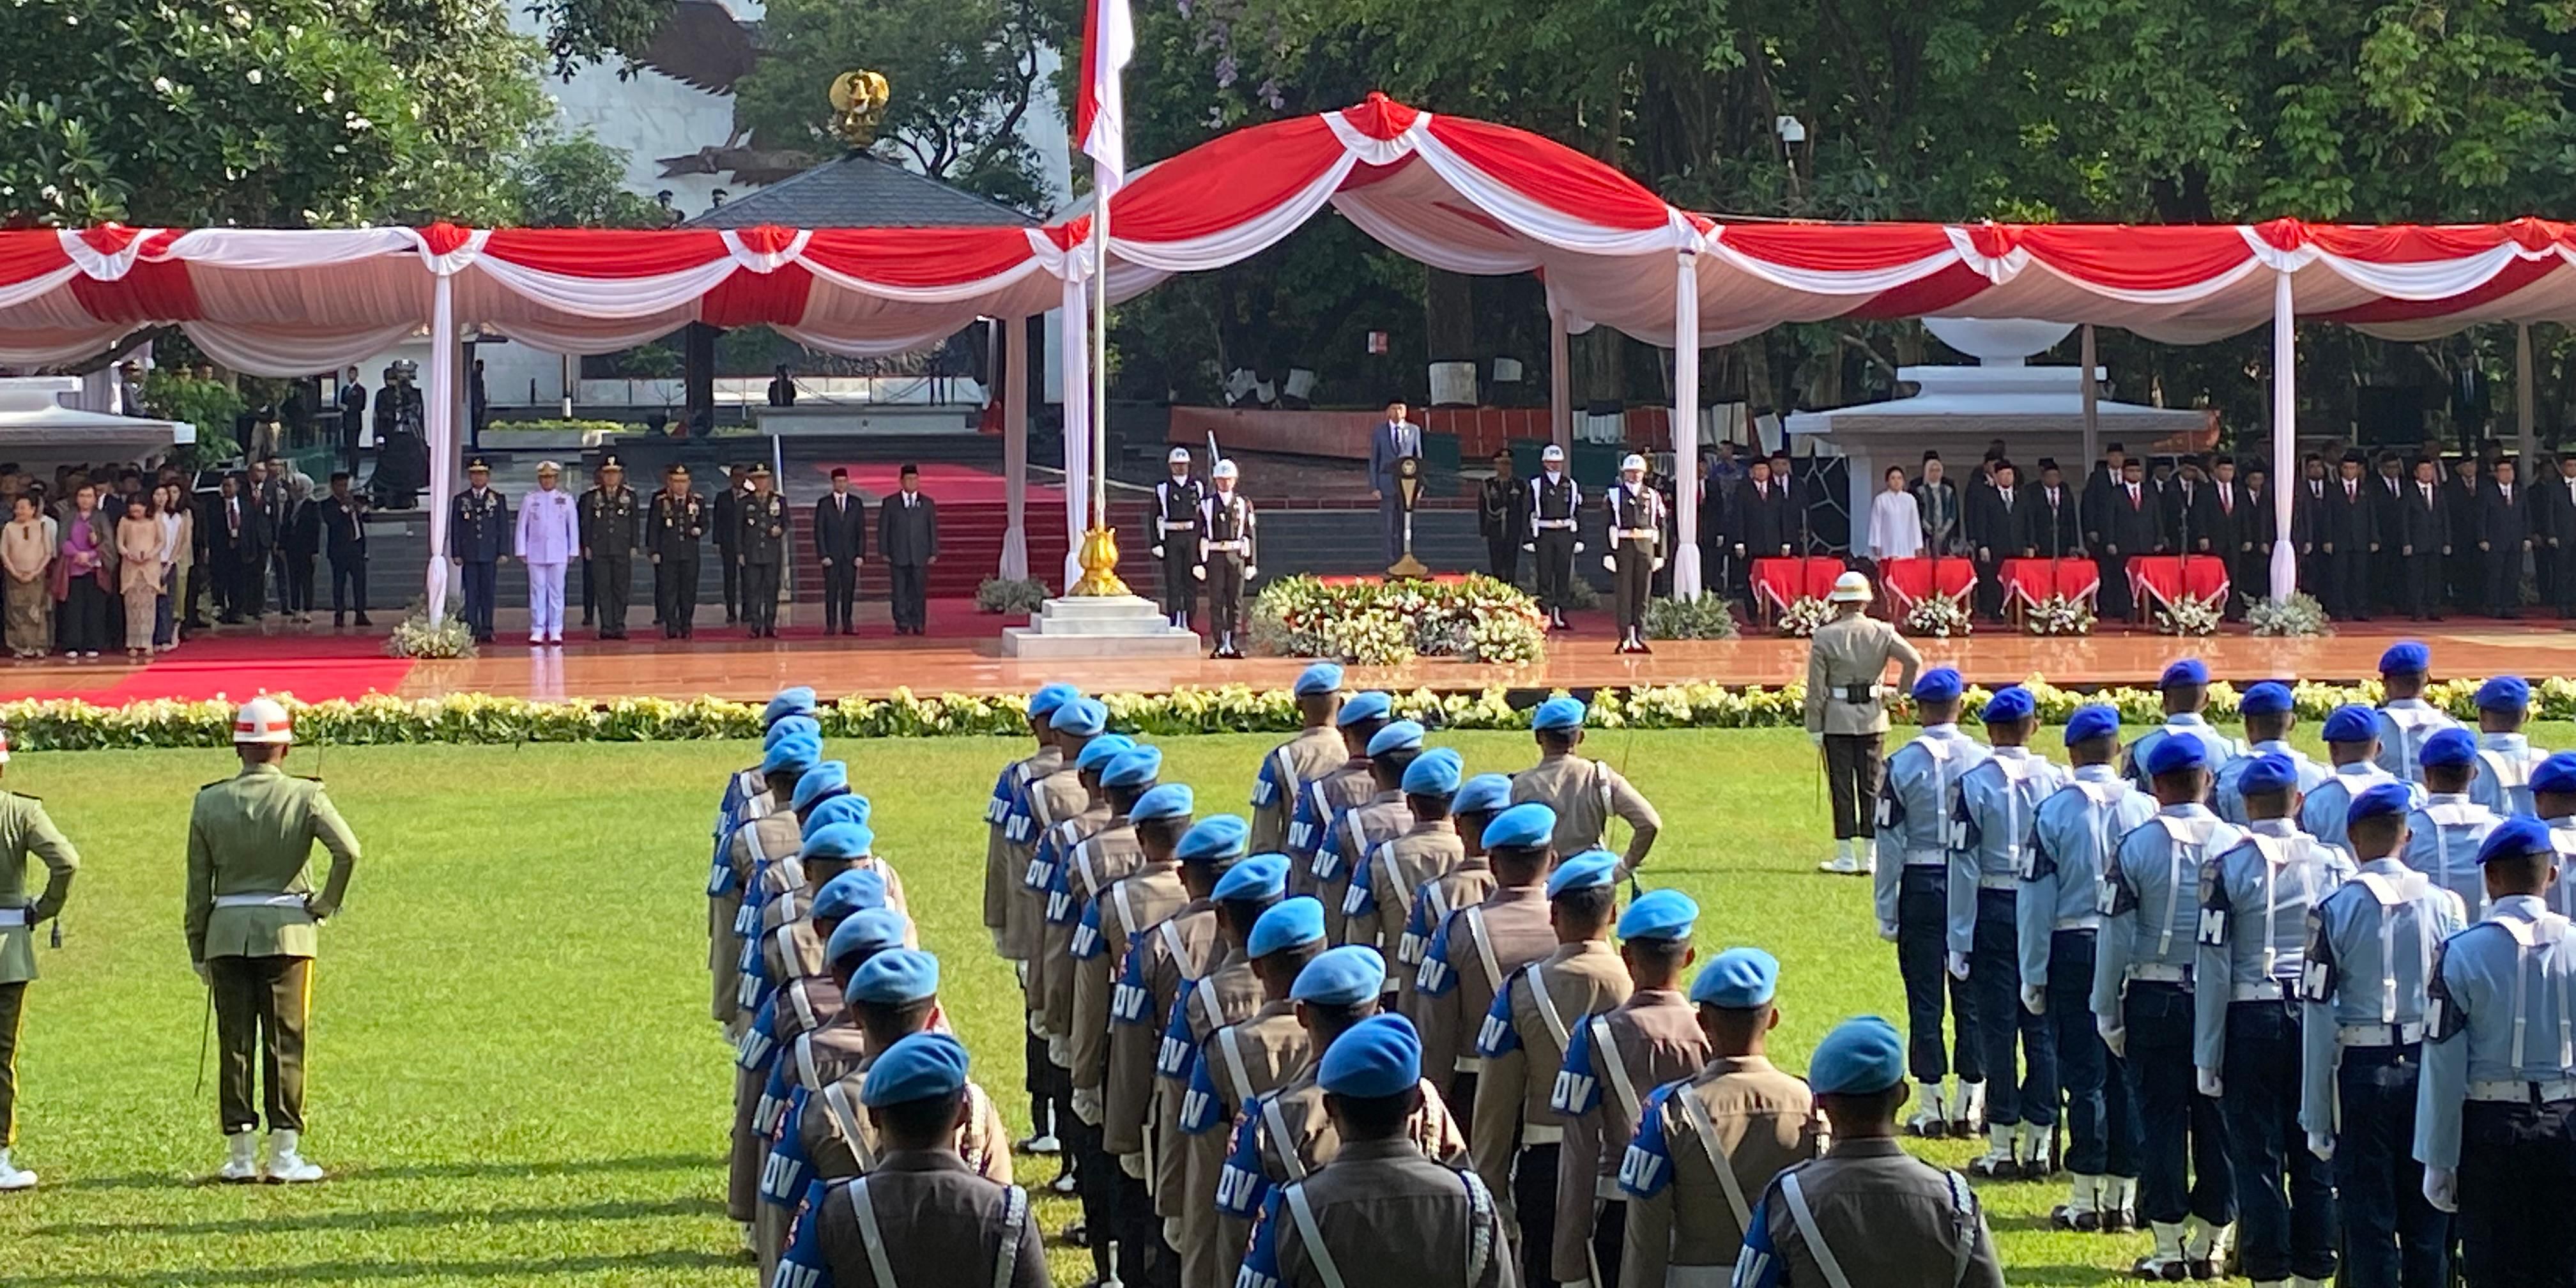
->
xmin=2182 ymin=1217 xmax=2233 ymax=1280
xmin=2016 ymin=1120 xmax=2056 ymax=1177
xmin=1854 ymin=837 xmax=1877 ymax=874
xmin=219 ymin=1129 xmax=322 ymax=1183
xmin=2050 ymin=1174 xmax=2100 ymax=1231
xmin=2098 ymin=1176 xmax=2138 ymax=1232
xmin=1970 ymin=1125 xmax=2018 ymax=1179
xmin=1906 ymin=1081 xmax=1948 ymax=1136
xmin=219 ymin=1130 xmax=261 ymax=1182
xmin=0 ymin=1147 xmax=34 ymax=1191
xmin=1819 ymin=838 xmax=1880 ymax=875
xmin=1951 ymin=1080 xmax=1985 ymax=1137
xmin=2135 ymin=1221 xmax=2189 ymax=1280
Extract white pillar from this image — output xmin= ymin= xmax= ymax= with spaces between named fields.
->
xmin=1002 ymin=314 xmax=1031 ymax=583
xmin=425 ymin=273 xmax=459 ymax=623
xmin=1059 ymin=273 xmax=1091 ymax=588
xmin=1670 ymin=250 xmax=1703 ymax=598
xmin=1548 ymin=300 xmax=1573 ymax=454
xmin=2268 ymin=268 xmax=2298 ymax=602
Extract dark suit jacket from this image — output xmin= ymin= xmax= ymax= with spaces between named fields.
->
xmin=2022 ymin=484 xmax=2083 ymax=557
xmin=1966 ymin=484 xmax=2022 ymax=558
xmin=814 ymin=492 xmax=866 ymax=561
xmin=282 ymin=498 xmax=321 ymax=560
xmin=213 ymin=494 xmax=272 ymax=563
xmin=2481 ymin=481 xmax=2532 ymax=549
xmin=2396 ymin=480 xmax=2448 ymax=553
xmin=2102 ymin=481 xmax=2163 ymax=555
xmin=319 ymin=496 xmax=367 ymax=560
xmin=2540 ymin=473 xmax=2576 ymax=549
xmin=1732 ymin=477 xmax=1794 ymax=555
xmin=1367 ymin=420 xmax=1422 ymax=495
xmin=878 ymin=491 xmax=938 ymax=565
xmin=2445 ymin=477 xmax=2483 ymax=551
xmin=1911 ymin=479 xmax=1964 ymax=555
xmin=2204 ymin=480 xmax=2250 ymax=555
xmin=2323 ymin=478 xmax=2377 ymax=549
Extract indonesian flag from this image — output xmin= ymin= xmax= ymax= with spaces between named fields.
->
xmin=1075 ymin=0 xmax=1134 ymax=195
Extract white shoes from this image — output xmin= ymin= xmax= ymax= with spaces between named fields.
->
xmin=218 ymin=1130 xmax=261 ymax=1183
xmin=265 ymin=1129 xmax=324 ymax=1183
xmin=0 ymin=1147 xmax=35 ymax=1191
xmin=1819 ymin=839 xmax=1863 ymax=875
xmin=1854 ymin=837 xmax=1878 ymax=874
xmin=1906 ymin=1081 xmax=1949 ymax=1137
xmin=1951 ymin=1080 xmax=1986 ymax=1137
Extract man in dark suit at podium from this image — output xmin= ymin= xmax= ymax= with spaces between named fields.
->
xmin=1367 ymin=399 xmax=1423 ymax=563
xmin=813 ymin=468 xmax=866 ymax=636
xmin=877 ymin=464 xmax=938 ymax=635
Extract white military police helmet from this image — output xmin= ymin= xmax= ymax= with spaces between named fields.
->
xmin=1828 ymin=571 xmax=1874 ymax=604
xmin=1213 ymin=459 xmax=1239 ymax=480
xmin=1167 ymin=447 xmax=1192 ymax=464
xmin=233 ymin=696 xmax=296 ymax=746
xmin=1541 ymin=444 xmax=1566 ymax=463
xmin=1620 ymin=454 xmax=1647 ymax=473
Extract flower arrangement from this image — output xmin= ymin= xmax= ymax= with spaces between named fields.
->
xmin=1248 ymin=575 xmax=1547 ymax=666
xmin=2246 ymin=592 xmax=2333 ymax=638
xmin=975 ymin=577 xmax=1053 ymax=614
xmin=383 ymin=604 xmax=476 ymax=659
xmin=1646 ymin=595 xmax=1740 ymax=640
xmin=1776 ymin=597 xmax=1833 ymax=637
xmin=2155 ymin=592 xmax=2226 ymax=636
xmin=2025 ymin=594 xmax=2097 ymax=636
xmin=1904 ymin=591 xmax=1974 ymax=638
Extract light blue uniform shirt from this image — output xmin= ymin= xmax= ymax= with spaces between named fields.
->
xmin=2472 ymin=732 xmax=2547 ymax=818
xmin=2095 ymin=804 xmax=2244 ymax=1027
xmin=2193 ymin=820 xmax=2352 ymax=1073
xmin=2298 ymin=858 xmax=2467 ymax=1136
xmin=2543 ymin=818 xmax=2576 ymax=923
xmin=1873 ymin=724 xmax=1989 ymax=932
xmin=2401 ymin=795 xmax=2503 ymax=918
xmin=2124 ymin=714 xmax=2246 ymax=793
xmin=2374 ymin=699 xmax=2465 ymax=785
xmin=2020 ymin=767 xmax=2158 ymax=992
xmin=2213 ymin=740 xmax=2331 ymax=826
xmin=1948 ymin=746 xmax=2068 ymax=954
xmin=2301 ymin=761 xmax=2423 ymax=852
xmin=2416 ymin=895 xmax=2576 ymax=1170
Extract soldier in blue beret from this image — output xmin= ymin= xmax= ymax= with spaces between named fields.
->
xmin=1250 ymin=664 xmax=1348 ymax=854
xmin=1344 ymin=748 xmax=1466 ymax=965
xmin=2405 ymin=729 xmax=2504 ymax=916
xmin=1514 ymin=695 xmax=1663 ymax=877
xmin=1874 ymin=666 xmax=1989 ymax=1137
xmin=2373 ymin=641 xmax=2464 ymax=784
xmin=1395 ymin=775 xmax=1512 ymax=1028
xmin=710 ymin=737 xmax=826 ymax=1039
xmin=1308 ymin=722 xmax=1428 ymax=943
xmin=986 ymin=684 xmax=1079 ymax=970
xmin=1952 ymin=685 xmax=2069 ymax=1181
xmin=1284 ymin=693 xmax=1394 ymax=880
xmin=1001 ymin=703 xmax=1118 ymax=1195
xmin=2532 ymin=755 xmax=2576 ymax=924
xmin=1154 ymin=854 xmax=1286 ymax=1282
xmin=2123 ymin=658 xmax=2246 ymax=793
xmin=1414 ymin=802 xmax=1560 ymax=1131
xmin=2470 ymin=676 xmax=2545 ymax=817
xmin=1179 ymin=898 xmax=1328 ymax=1284
xmin=2216 ymin=682 xmax=2329 ymax=826
xmin=2303 ymin=705 xmax=2423 ymax=852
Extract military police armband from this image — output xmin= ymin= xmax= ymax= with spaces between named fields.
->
xmin=2018 ymin=839 xmax=2051 ymax=882
xmin=2425 ymin=947 xmax=2465 ymax=1040
xmin=1876 ymin=794 xmax=1899 ymax=830
xmin=2299 ymin=954 xmax=2336 ymax=1004
xmin=2096 ymin=862 xmax=2138 ymax=917
xmin=2195 ymin=867 xmax=2230 ymax=947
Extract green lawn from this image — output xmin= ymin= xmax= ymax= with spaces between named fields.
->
xmin=1 ymin=726 xmax=2561 ymax=1285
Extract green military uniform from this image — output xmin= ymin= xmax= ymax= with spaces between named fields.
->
xmin=578 ymin=475 xmax=641 ymax=638
xmin=0 ymin=791 xmax=77 ymax=1153
xmin=185 ymin=763 xmax=359 ymax=1136
xmin=739 ymin=480 xmax=790 ymax=636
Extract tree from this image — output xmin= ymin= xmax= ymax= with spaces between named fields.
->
xmin=508 ymin=132 xmax=673 ymax=227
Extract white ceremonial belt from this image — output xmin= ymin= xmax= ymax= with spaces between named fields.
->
xmin=1904 ymin=849 xmax=1946 ymax=868
xmin=2232 ymin=980 xmax=2298 ymax=1003
xmin=2468 ymin=1078 xmax=2576 ymax=1103
xmin=2055 ymin=916 xmax=2102 ymax=933
xmin=213 ymin=893 xmax=307 ymax=910
xmin=1977 ymin=874 xmax=2020 ymax=892
xmin=1664 ymin=1266 xmax=1732 ymax=1288
xmin=0 ymin=908 xmax=23 ymax=928
xmin=1614 ymin=528 xmax=1659 ymax=541
xmin=2340 ymin=1022 xmax=2424 ymax=1047
xmin=1159 ymin=521 xmax=1195 ymax=533
xmin=1204 ymin=540 xmax=1249 ymax=553
xmin=1455 ymin=1056 xmax=1482 ymax=1074
xmin=2128 ymin=963 xmax=2189 ymax=983
xmin=1595 ymin=1176 xmax=1628 ymax=1201
xmin=1521 ymin=1123 xmax=1565 ymax=1146
xmin=1536 ymin=519 xmax=1579 ymax=530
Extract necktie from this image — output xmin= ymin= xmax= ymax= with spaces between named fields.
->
xmin=2129 ymin=485 xmax=2139 ymax=507
xmin=2348 ymin=482 xmax=2356 ymax=500
xmin=2221 ymin=488 xmax=2232 ymax=514
xmin=2423 ymin=484 xmax=2433 ymax=507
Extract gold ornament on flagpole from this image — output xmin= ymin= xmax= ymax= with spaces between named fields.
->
xmin=828 ymin=71 xmax=891 ymax=149
xmin=1070 ymin=524 xmax=1131 ymax=597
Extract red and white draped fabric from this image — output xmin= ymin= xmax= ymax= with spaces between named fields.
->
xmin=1075 ymin=0 xmax=1134 ymax=196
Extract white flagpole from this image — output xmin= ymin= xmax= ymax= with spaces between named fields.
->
xmin=1091 ymin=182 xmax=1110 ymax=544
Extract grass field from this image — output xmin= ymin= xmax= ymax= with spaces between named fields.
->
xmin=1 ymin=724 xmax=2557 ymax=1285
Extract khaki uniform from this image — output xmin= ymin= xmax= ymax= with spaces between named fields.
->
xmin=1251 ymin=726 xmax=1346 ymax=854
xmin=733 ymin=976 xmax=843 ymax=1223
xmin=715 ymin=806 xmax=800 ymax=1027
xmin=183 ymin=762 xmax=360 ymax=1135
xmin=1109 ymin=903 xmax=1217 ymax=1160
xmin=799 ymin=1151 xmax=1048 ymax=1288
xmin=1314 ymin=791 xmax=1407 ymax=944
xmin=1016 ymin=769 xmax=1094 ymax=1015
xmin=1347 ymin=818 xmax=1463 ymax=963
xmin=758 ymin=1019 xmax=873 ymax=1281
xmin=0 ymin=791 xmax=75 ymax=1148
xmin=1551 ymin=990 xmax=1710 ymax=1286
xmin=1256 ymin=1137 xmax=1515 ymax=1288
xmin=801 ymin=1055 xmax=1011 ymax=1185
xmin=1036 ymin=804 xmax=1116 ymax=1045
xmin=1470 ymin=941 xmax=1631 ymax=1263
xmin=1511 ymin=754 xmax=1661 ymax=875
xmin=1617 ymin=1055 xmax=1816 ymax=1288
xmin=1158 ymin=950 xmax=1262 ymax=1226
xmin=986 ymin=746 xmax=1061 ymax=952
xmin=1073 ymin=862 xmax=1188 ymax=1100
xmin=1287 ymin=760 xmax=1376 ymax=890
xmin=1419 ymin=885 xmax=1553 ymax=1120
xmin=1801 ymin=610 xmax=1923 ymax=842
xmin=1227 ymin=1066 xmax=1471 ymax=1284
xmin=1185 ymin=1000 xmax=1310 ymax=1288
xmin=1740 ymin=1138 xmax=2002 ymax=1288
xmin=1052 ymin=820 xmax=1144 ymax=1045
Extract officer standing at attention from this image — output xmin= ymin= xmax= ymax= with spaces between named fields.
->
xmin=1604 ymin=452 xmax=1667 ymax=654
xmin=1731 ymin=1016 xmax=2004 ymax=1288
xmin=2214 ymin=683 xmax=2330 ymax=826
xmin=1179 ymin=898 xmax=1329 ymax=1287
xmin=1344 ymin=749 xmax=1466 ymax=963
xmin=1236 ymin=1013 xmax=1514 ymax=1288
xmin=447 ymin=456 xmax=507 ymax=644
xmin=648 ymin=462 xmax=706 ymax=638
xmin=1285 ymin=692 xmax=1394 ymax=885
xmin=984 ymin=684 xmax=1077 ymax=959
xmin=1481 ymin=447 xmax=1529 ymax=583
xmin=1805 ymin=571 xmax=1923 ymax=877
xmin=712 ymin=735 xmax=825 ymax=1032
xmin=1310 ymin=721 xmax=1425 ymax=944
xmin=2121 ymin=659 xmax=2246 ymax=792
xmin=2019 ymin=705 xmax=2153 ymax=1235
xmin=1151 ymin=447 xmax=1203 ymax=631
xmin=1415 ymin=802 xmax=1560 ymax=1135
xmin=1511 ymin=697 xmax=1660 ymax=877
xmin=2469 ymin=675 xmax=2545 ymax=817
xmin=2301 ymin=706 xmax=2421 ymax=852
xmin=0 ymin=725 xmax=75 ymax=1192
xmin=1475 ymin=848 xmax=1633 ymax=1287
xmin=2373 ymin=641 xmax=2464 ymax=783
xmin=1399 ymin=774 xmax=1508 ymax=1027
xmin=2193 ymin=753 xmax=2352 ymax=1288
xmin=2404 ymin=730 xmax=2504 ymax=915
xmin=578 ymin=454 xmax=640 ymax=640
xmin=2094 ymin=737 xmax=2241 ymax=1281
xmin=185 ymin=696 xmax=360 ymax=1184
xmin=1250 ymin=664 xmax=1347 ymax=854
xmin=772 ymin=1032 xmax=1048 ymax=1288
xmin=1949 ymin=685 xmax=2067 ymax=1181
xmin=2416 ymin=816 xmax=2576 ymax=1284
xmin=739 ymin=464 xmax=790 ymax=638
xmin=1875 ymin=668 xmax=1988 ymax=1139
xmin=1528 ymin=443 xmax=1583 ymax=631
xmin=1615 ymin=948 xmax=1817 ymax=1288
xmin=1551 ymin=889 xmax=1710 ymax=1288
xmin=1198 ymin=459 xmax=1256 ymax=659
xmin=2299 ymin=781 xmax=2464 ymax=1288
xmin=1156 ymin=855 xmax=1287 ymax=1287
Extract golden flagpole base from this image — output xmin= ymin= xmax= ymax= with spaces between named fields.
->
xmin=1385 ymin=555 xmax=1430 ymax=578
xmin=1068 ymin=525 xmax=1132 ymax=597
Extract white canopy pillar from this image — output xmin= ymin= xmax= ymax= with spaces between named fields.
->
xmin=2268 ymin=268 xmax=2297 ymax=601
xmin=425 ymin=272 xmax=459 ymax=623
xmin=1671 ymin=250 xmax=1703 ymax=598
xmin=1059 ymin=273 xmax=1091 ymax=588
xmin=1547 ymin=300 xmax=1573 ymax=454
xmin=1001 ymin=315 xmax=1031 ymax=582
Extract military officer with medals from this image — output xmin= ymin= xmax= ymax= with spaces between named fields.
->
xmin=1250 ymin=664 xmax=1347 ymax=854
xmin=1179 ymin=897 xmax=1329 ymax=1287
xmin=650 ymin=463 xmax=707 ymax=638
xmin=579 ymin=454 xmax=641 ymax=639
xmin=1511 ymin=698 xmax=1660 ymax=877
xmin=1151 ymin=448 xmax=1204 ymax=630
xmin=1604 ymin=453 xmax=1667 ymax=654
xmin=1480 ymin=447 xmax=1529 ymax=583
xmin=0 ymin=726 xmax=75 ymax=1192
xmin=1198 ymin=459 xmax=1256 ymax=659
xmin=739 ymin=464 xmax=790 ymax=638
xmin=1414 ymin=802 xmax=1559 ymax=1135
xmin=2470 ymin=675 xmax=2547 ymax=816
xmin=1528 ymin=443 xmax=1583 ymax=631
xmin=448 ymin=457 xmax=507 ymax=643
xmin=185 ymin=697 xmax=360 ymax=1184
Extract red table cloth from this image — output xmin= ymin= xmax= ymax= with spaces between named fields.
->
xmin=2127 ymin=555 xmax=2231 ymax=610
xmin=1875 ymin=556 xmax=1979 ymax=615
xmin=1750 ymin=557 xmax=1847 ymax=611
xmin=2000 ymin=558 xmax=2103 ymax=608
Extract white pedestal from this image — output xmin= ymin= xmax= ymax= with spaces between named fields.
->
xmin=1000 ymin=594 xmax=1204 ymax=659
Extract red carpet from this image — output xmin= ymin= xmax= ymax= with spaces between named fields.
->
xmin=0 ymin=631 xmax=415 ymax=704
xmin=809 ymin=462 xmax=1064 ymax=505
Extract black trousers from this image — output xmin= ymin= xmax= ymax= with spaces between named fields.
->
xmin=1822 ymin=732 xmax=1883 ymax=840
xmin=1612 ymin=546 xmax=1653 ymax=636
xmin=186 ymin=561 xmax=213 ymax=624
xmin=328 ymin=557 xmax=366 ymax=617
xmin=1487 ymin=538 xmax=1521 ymax=584
xmin=593 ymin=555 xmax=632 ymax=634
xmin=1160 ymin=548 xmax=1195 ymax=625
xmin=1113 ymin=1167 xmax=1177 ymax=1288
xmin=820 ymin=560 xmax=857 ymax=630
xmin=1972 ymin=891 xmax=2044 ymax=1126
xmin=2458 ymin=1098 xmax=2576 ymax=1288
xmin=1535 ymin=530 xmax=1577 ymax=613
xmin=579 ymin=558 xmax=594 ymax=622
xmin=2097 ymin=552 xmax=2133 ymax=618
xmin=740 ymin=562 xmax=780 ymax=631
xmin=459 ymin=559 xmax=494 ymax=638
xmin=656 ymin=555 xmax=698 ymax=635
xmin=230 ymin=555 xmax=266 ymax=618
xmin=284 ymin=553 xmax=315 ymax=614
xmin=1898 ymin=866 xmax=1979 ymax=1085
xmin=2218 ymin=999 xmax=2337 ymax=1282
xmin=2488 ymin=546 xmax=2526 ymax=616
xmin=2329 ymin=549 xmax=2373 ymax=618
xmin=2406 ymin=552 xmax=2443 ymax=617
xmin=2334 ymin=1045 xmax=2449 ymax=1288
xmin=1513 ymin=1140 xmax=1562 ymax=1288
xmin=1973 ymin=555 xmax=2005 ymax=618
xmin=1206 ymin=557 xmax=1245 ymax=643
xmin=716 ymin=545 xmax=740 ymax=621
xmin=1587 ymin=1197 xmax=1628 ymax=1288
xmin=889 ymin=563 xmax=926 ymax=632
xmin=210 ymin=954 xmax=312 ymax=1134
xmin=1445 ymin=1069 xmax=1480 ymax=1140
xmin=2124 ymin=981 xmax=2235 ymax=1229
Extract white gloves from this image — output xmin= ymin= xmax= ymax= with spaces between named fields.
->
xmin=1652 ymin=558 xmax=1666 ymax=572
xmin=1245 ymin=565 xmax=1257 ymax=578
xmin=2424 ymin=1166 xmax=2458 ymax=1213
xmin=1165 ymin=1218 xmax=1185 ymax=1249
xmin=1878 ymin=923 xmax=1899 ymax=944
xmin=1574 ymin=541 xmax=1586 ymax=553
xmin=1946 ymin=951 xmax=1970 ymax=981
xmin=1192 ymin=565 xmax=1206 ymax=581
xmin=1150 ymin=544 xmax=1164 ymax=558
xmin=1808 ymin=731 xmax=1825 ymax=749
xmin=1071 ymin=1088 xmax=1103 ymax=1126
xmin=2195 ymin=1068 xmax=2223 ymax=1099
xmin=193 ymin=961 xmax=210 ymax=986
xmin=1046 ymin=1036 xmax=1072 ymax=1068
xmin=2021 ymin=985 xmax=2046 ymax=1016
xmin=1522 ymin=541 xmax=1535 ymax=553
xmin=1603 ymin=554 xmax=1618 ymax=572
xmin=2306 ymin=1131 xmax=2335 ymax=1163
xmin=1119 ymin=1153 xmax=1146 ymax=1179
xmin=2097 ymin=1019 xmax=2126 ymax=1059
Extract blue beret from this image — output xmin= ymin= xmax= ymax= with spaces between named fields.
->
xmin=2380 ymin=641 xmax=2432 ymax=675
xmin=1980 ymin=686 xmax=2035 ymax=724
xmin=1546 ymin=848 xmax=1618 ymax=898
xmin=2347 ymin=781 xmax=2414 ymax=828
xmin=1130 ymin=782 xmax=1194 ymax=822
xmin=1403 ymin=747 xmax=1464 ymax=797
xmin=811 ymin=866 xmax=887 ymax=921
xmin=848 ymin=947 xmax=939 ymax=1005
xmin=1052 ymin=697 xmax=1108 ymax=736
xmin=1618 ymin=889 xmax=1698 ymax=942
xmin=2143 ymin=735 xmax=2208 ymax=778
xmin=1452 ymin=773 xmax=1514 ymax=816
xmin=2159 ymin=658 xmax=2208 ymax=688
xmin=1293 ymin=663 xmax=1345 ymax=696
xmin=1213 ymin=854 xmax=1289 ymax=901
xmin=763 ymin=714 xmax=820 ymax=748
xmin=764 ymin=737 xmax=822 ymax=777
xmin=1809 ymin=1016 xmax=1907 ymax=1096
xmin=2235 ymin=753 xmax=2298 ymax=799
xmin=1912 ymin=668 xmax=1963 ymax=702
xmin=2323 ymin=705 xmax=2380 ymax=744
xmin=1690 ymin=947 xmax=1780 ymax=1009
xmin=2064 ymin=705 xmax=2120 ymax=746
xmin=2422 ymin=728 xmax=2478 ymax=769
xmin=2478 ymin=676 xmax=2531 ymax=712
xmin=1338 ymin=692 xmax=1393 ymax=728
xmin=763 ymin=687 xmax=818 ymax=726
xmin=1317 ymin=1013 xmax=1421 ymax=1098
xmin=1101 ymin=746 xmax=1164 ymax=789
xmin=861 ymin=1031 xmax=969 ymax=1107
xmin=825 ymin=908 xmax=912 ymax=968
xmin=2536 ymin=752 xmax=2576 ymax=796
xmin=1248 ymin=896 xmax=1327 ymax=958
xmin=2239 ymin=682 xmax=2293 ymax=716
xmin=1291 ymin=946 xmax=1386 ymax=1006
xmin=802 ymin=793 xmax=871 ymax=838
xmin=1367 ymin=720 xmax=1427 ymax=758
xmin=1532 ymin=696 xmax=1587 ymax=732
xmin=1177 ymin=815 xmax=1250 ymax=864
xmin=2481 ymin=815 xmax=2557 ymax=866
xmin=1028 ymin=682 xmax=1082 ymax=720
xmin=802 ymin=820 xmax=874 ymax=862
xmin=788 ymin=760 xmax=846 ymax=811
xmin=1484 ymin=802 xmax=1557 ymax=851
xmin=1075 ymin=733 xmax=1137 ymax=772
